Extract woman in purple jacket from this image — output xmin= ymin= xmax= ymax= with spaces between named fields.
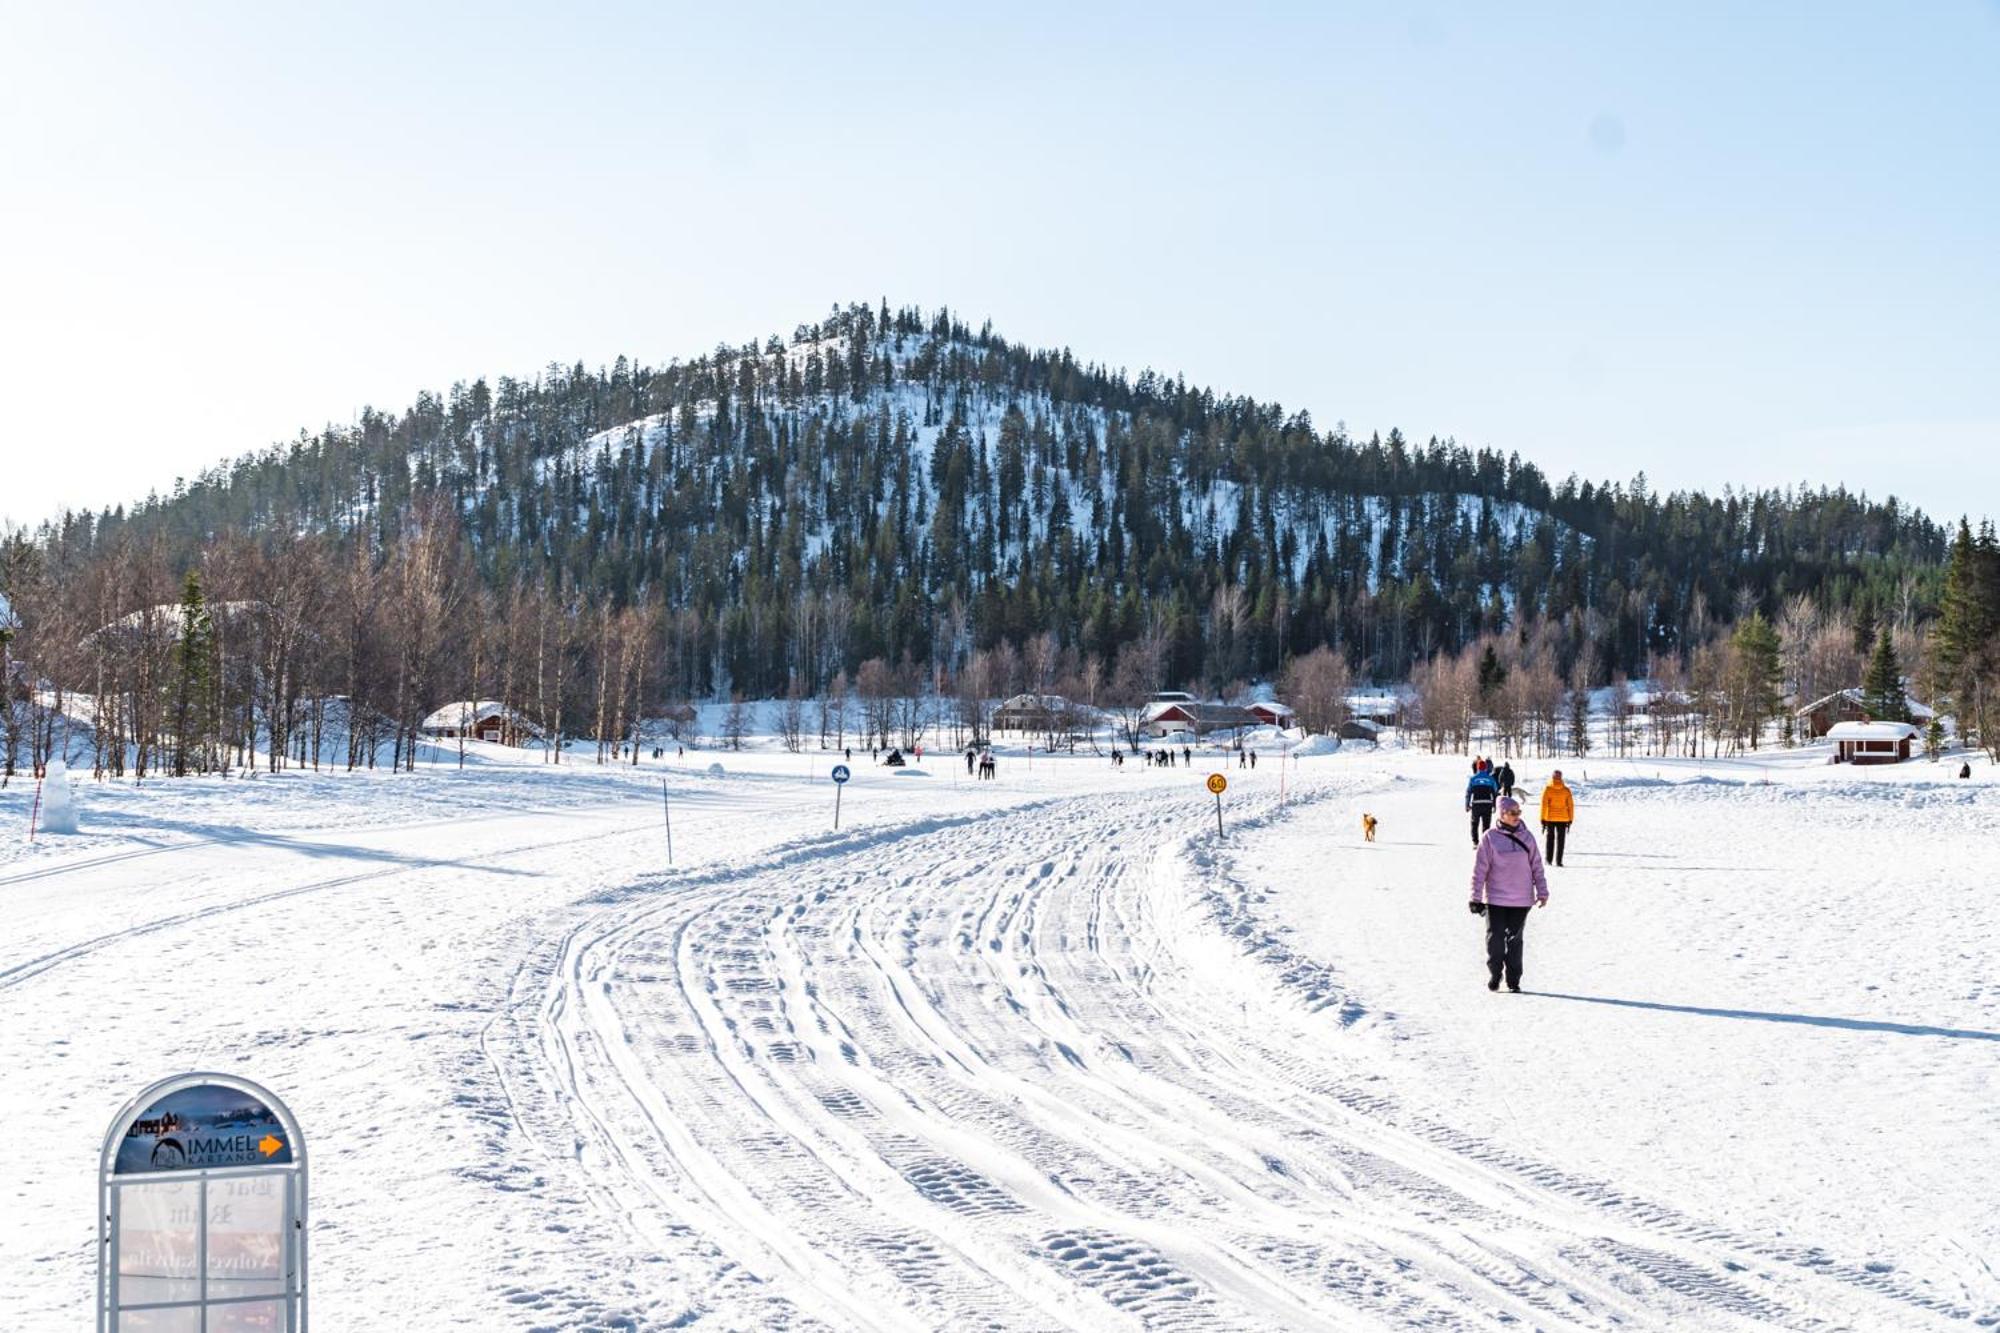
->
xmin=1469 ymin=796 xmax=1549 ymax=992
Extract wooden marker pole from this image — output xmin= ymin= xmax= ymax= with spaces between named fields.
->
xmin=661 ymin=778 xmax=674 ymax=867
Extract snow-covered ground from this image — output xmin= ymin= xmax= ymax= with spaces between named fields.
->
xmin=3 ymin=739 xmax=1996 ymax=1329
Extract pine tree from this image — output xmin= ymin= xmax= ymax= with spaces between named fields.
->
xmin=1476 ymin=644 xmax=1507 ymax=701
xmin=1860 ymin=627 xmax=1908 ymax=723
xmin=1727 ymin=611 xmax=1783 ymax=749
xmin=1933 ymin=520 xmax=1988 ymax=675
xmin=171 ymin=570 xmax=216 ymax=776
xmin=1851 ymin=599 xmax=1878 ymax=659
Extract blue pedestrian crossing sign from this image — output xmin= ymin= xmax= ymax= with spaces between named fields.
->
xmin=831 ymin=764 xmax=851 ymax=784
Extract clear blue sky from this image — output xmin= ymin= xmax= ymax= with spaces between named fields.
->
xmin=3 ymin=2 xmax=1995 ymax=528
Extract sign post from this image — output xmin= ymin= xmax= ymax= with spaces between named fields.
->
xmin=1206 ymin=772 xmax=1227 ymax=838
xmin=100 ymin=1072 xmax=308 ymax=1332
xmin=831 ymin=763 xmax=850 ymax=829
xmin=661 ymin=778 xmax=675 ymax=868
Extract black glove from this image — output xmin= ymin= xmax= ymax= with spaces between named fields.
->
xmin=1468 ymin=900 xmax=1486 ymax=916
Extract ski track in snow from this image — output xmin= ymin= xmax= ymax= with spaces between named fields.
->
xmin=5 ymin=755 xmax=1995 ymax=1330
xmin=476 ymin=775 xmax=1985 ymax=1331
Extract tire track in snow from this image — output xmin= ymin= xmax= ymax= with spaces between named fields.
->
xmin=487 ymin=774 xmax=1972 ymax=1330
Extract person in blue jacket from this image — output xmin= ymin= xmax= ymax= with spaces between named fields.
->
xmin=1465 ymin=761 xmax=1500 ymax=845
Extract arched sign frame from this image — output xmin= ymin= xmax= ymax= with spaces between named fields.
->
xmin=98 ymin=1071 xmax=309 ymax=1332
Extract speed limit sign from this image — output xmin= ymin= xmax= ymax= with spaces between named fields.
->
xmin=1206 ymin=773 xmax=1227 ymax=795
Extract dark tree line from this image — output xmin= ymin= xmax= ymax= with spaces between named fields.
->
xmin=2 ymin=301 xmax=1982 ymax=777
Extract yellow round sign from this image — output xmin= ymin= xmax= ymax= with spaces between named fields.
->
xmin=1206 ymin=773 xmax=1227 ymax=795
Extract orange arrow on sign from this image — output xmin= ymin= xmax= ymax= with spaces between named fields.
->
xmin=258 ymin=1134 xmax=284 ymax=1157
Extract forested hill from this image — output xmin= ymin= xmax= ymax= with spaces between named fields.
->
xmin=17 ymin=301 xmax=1950 ymax=697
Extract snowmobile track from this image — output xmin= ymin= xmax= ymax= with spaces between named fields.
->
xmin=475 ymin=777 xmax=1974 ymax=1330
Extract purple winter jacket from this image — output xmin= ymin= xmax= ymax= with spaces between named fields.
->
xmin=1470 ymin=818 xmax=1548 ymax=907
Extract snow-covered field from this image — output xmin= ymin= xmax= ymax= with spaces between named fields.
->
xmin=3 ymin=739 xmax=1996 ymax=1330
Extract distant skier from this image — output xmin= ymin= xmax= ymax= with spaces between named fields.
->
xmin=1249 ymin=750 xmax=1257 ymax=770
xmin=1538 ymin=769 xmax=1574 ymax=867
xmin=966 ymin=748 xmax=976 ymax=776
xmin=1465 ymin=764 xmax=1500 ymax=845
xmin=1182 ymin=745 xmax=1192 ymax=768
xmin=1468 ymin=796 xmax=1549 ymax=992
xmin=1496 ymin=759 xmax=1516 ymax=798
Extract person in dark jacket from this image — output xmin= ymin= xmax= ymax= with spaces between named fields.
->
xmin=1469 ymin=796 xmax=1549 ymax=991
xmin=1465 ymin=766 xmax=1500 ymax=845
xmin=1495 ymin=760 xmax=1516 ymax=797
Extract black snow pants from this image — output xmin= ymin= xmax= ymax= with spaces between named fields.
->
xmin=1485 ymin=904 xmax=1530 ymax=987
xmin=1469 ymin=804 xmax=1494 ymax=844
xmin=1543 ymin=821 xmax=1569 ymax=866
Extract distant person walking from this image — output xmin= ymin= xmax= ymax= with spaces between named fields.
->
xmin=1465 ymin=764 xmax=1500 ymax=845
xmin=1469 ymin=796 xmax=1549 ymax=992
xmin=1539 ymin=769 xmax=1574 ymax=866
xmin=1496 ymin=760 xmax=1516 ymax=798
xmin=1961 ymin=762 xmax=1973 ymax=780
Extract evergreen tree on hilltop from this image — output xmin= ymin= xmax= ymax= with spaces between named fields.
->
xmin=1860 ymin=626 xmax=1909 ymax=723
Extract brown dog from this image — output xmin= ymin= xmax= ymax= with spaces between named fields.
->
xmin=1362 ymin=813 xmax=1378 ymax=842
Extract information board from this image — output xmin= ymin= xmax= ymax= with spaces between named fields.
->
xmin=100 ymin=1073 xmax=308 ymax=1332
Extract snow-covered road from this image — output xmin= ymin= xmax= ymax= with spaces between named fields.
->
xmin=3 ymin=752 xmax=1995 ymax=1329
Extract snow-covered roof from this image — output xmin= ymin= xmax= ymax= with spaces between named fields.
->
xmin=420 ymin=700 xmax=522 ymax=731
xmin=1795 ymin=688 xmax=1934 ymax=722
xmin=1345 ymin=692 xmax=1403 ymax=717
xmin=1144 ymin=699 xmax=1257 ymax=726
xmin=995 ymin=693 xmax=1068 ymax=712
xmin=1825 ymin=721 xmax=1919 ymax=742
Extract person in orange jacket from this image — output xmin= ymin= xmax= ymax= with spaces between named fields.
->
xmin=1538 ymin=769 xmax=1575 ymax=866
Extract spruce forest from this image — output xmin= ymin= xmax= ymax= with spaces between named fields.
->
xmin=3 ymin=300 xmax=1998 ymax=776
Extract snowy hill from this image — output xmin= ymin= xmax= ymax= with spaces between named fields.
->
xmin=24 ymin=302 xmax=1948 ymax=701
